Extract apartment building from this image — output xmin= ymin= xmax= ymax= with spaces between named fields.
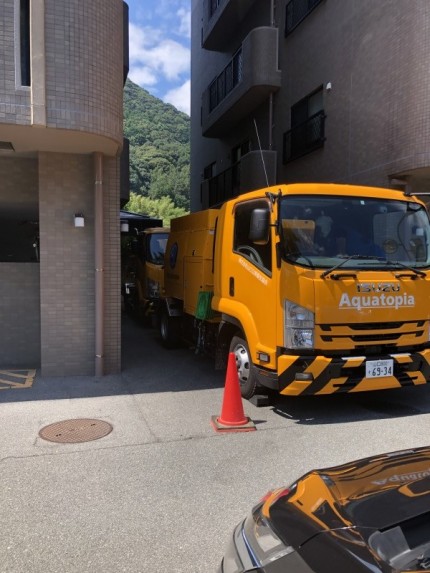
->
xmin=0 ymin=0 xmax=129 ymax=375
xmin=191 ymin=0 xmax=430 ymax=211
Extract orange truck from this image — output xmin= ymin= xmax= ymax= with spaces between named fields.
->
xmin=159 ymin=183 xmax=430 ymax=399
xmin=122 ymin=227 xmax=170 ymax=322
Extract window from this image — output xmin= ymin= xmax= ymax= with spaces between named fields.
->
xmin=203 ymin=162 xmax=216 ymax=180
xmin=285 ymin=0 xmax=324 ymax=36
xmin=283 ymin=87 xmax=326 ymax=163
xmin=231 ymin=140 xmax=251 ymax=190
xmin=233 ymin=200 xmax=271 ymax=272
xmin=19 ymin=0 xmax=31 ymax=86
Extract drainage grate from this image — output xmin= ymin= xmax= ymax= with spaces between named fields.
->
xmin=39 ymin=419 xmax=113 ymax=444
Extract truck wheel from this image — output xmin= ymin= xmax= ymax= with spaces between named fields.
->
xmin=229 ymin=335 xmax=257 ymax=399
xmin=159 ymin=308 xmax=180 ymax=348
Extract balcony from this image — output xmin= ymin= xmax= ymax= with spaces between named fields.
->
xmin=202 ymin=0 xmax=257 ymax=51
xmin=202 ymin=27 xmax=281 ymax=138
xmin=200 ymin=150 xmax=277 ymax=208
xmin=283 ymin=111 xmax=326 ymax=163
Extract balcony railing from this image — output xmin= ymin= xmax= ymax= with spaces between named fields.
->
xmin=283 ymin=110 xmax=326 ymax=163
xmin=202 ymin=27 xmax=281 ymax=138
xmin=209 ymin=50 xmax=243 ymax=113
xmin=202 ymin=0 xmax=257 ymax=50
xmin=201 ymin=164 xmax=240 ymax=208
xmin=200 ymin=151 xmax=277 ymax=208
xmin=285 ymin=0 xmax=324 ymax=36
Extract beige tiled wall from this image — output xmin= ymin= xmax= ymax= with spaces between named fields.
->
xmin=38 ymin=152 xmax=121 ymax=376
xmin=44 ymin=0 xmax=124 ymax=142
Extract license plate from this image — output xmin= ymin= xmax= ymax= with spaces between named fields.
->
xmin=365 ymin=359 xmax=394 ymax=378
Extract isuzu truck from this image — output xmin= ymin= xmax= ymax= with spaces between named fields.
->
xmin=159 ymin=183 xmax=430 ymax=399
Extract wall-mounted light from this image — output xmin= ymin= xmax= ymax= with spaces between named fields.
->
xmin=326 ymin=82 xmax=332 ymax=91
xmin=120 ymin=220 xmax=129 ymax=233
xmin=74 ymin=213 xmax=85 ymax=227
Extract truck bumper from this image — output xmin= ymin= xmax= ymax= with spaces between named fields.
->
xmin=277 ymin=348 xmax=430 ymax=396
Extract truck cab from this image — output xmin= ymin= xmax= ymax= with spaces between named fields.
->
xmin=123 ymin=227 xmax=170 ymax=322
xmin=163 ymin=183 xmax=430 ymax=399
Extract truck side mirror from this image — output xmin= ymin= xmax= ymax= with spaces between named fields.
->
xmin=249 ymin=208 xmax=270 ymax=245
xmin=130 ymin=239 xmax=139 ymax=255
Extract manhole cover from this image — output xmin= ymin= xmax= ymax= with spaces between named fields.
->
xmin=39 ymin=419 xmax=113 ymax=443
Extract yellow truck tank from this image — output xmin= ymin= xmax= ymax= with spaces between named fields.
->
xmin=164 ymin=210 xmax=217 ymax=318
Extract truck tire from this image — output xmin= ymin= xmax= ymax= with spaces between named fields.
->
xmin=229 ymin=335 xmax=257 ymax=399
xmin=159 ymin=307 xmax=180 ymax=348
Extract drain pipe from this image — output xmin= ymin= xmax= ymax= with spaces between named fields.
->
xmin=94 ymin=152 xmax=104 ymax=377
xmin=269 ymin=93 xmax=273 ymax=150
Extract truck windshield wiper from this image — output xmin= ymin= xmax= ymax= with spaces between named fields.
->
xmin=382 ymin=259 xmax=426 ymax=278
xmin=320 ymin=255 xmax=383 ymax=279
xmin=321 ymin=255 xmax=427 ymax=279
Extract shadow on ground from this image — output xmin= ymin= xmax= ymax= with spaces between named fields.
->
xmin=0 ymin=313 xmax=225 ymax=404
xmin=2 ymin=312 xmax=430 ymax=428
xmin=267 ymin=384 xmax=430 ymax=425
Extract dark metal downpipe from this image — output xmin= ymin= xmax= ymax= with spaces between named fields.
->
xmin=94 ymin=153 xmax=104 ymax=376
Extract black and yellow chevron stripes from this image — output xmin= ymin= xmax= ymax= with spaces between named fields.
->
xmin=0 ymin=370 xmax=36 ymax=390
xmin=278 ymin=349 xmax=430 ymax=396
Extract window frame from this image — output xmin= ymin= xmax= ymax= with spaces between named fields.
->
xmin=15 ymin=0 xmax=31 ymax=88
xmin=283 ymin=86 xmax=326 ymax=163
xmin=233 ymin=199 xmax=272 ymax=274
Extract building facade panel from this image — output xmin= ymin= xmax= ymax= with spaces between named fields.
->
xmin=191 ymin=0 xmax=430 ymax=208
xmin=0 ymin=0 xmax=31 ymax=125
xmin=0 ymin=263 xmax=40 ymax=366
xmin=38 ymin=153 xmax=95 ymax=376
xmin=0 ymin=0 xmax=125 ymax=375
xmin=102 ymin=156 xmax=121 ymax=374
xmin=44 ymin=0 xmax=124 ymax=143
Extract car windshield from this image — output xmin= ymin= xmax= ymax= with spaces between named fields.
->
xmin=279 ymin=195 xmax=430 ymax=270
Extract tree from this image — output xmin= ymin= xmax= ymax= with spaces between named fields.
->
xmin=124 ymin=192 xmax=188 ymax=226
xmin=124 ymin=80 xmax=190 ymax=211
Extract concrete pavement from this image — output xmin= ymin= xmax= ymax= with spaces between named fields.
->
xmin=1 ymin=314 xmax=430 ymax=572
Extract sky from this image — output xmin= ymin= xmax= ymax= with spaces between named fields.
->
xmin=126 ymin=0 xmax=191 ymax=116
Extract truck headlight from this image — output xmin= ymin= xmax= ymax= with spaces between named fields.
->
xmin=284 ymin=300 xmax=314 ymax=349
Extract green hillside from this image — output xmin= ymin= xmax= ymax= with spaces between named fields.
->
xmin=123 ymin=79 xmax=190 ymax=214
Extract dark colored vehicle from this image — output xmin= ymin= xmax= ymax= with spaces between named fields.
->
xmin=219 ymin=446 xmax=430 ymax=572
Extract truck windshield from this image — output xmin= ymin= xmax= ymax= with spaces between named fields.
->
xmin=279 ymin=195 xmax=430 ymax=270
xmin=146 ymin=232 xmax=169 ymax=264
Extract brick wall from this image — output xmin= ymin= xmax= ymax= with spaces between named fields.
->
xmin=0 ymin=264 xmax=40 ymax=367
xmin=39 ymin=153 xmax=95 ymax=376
xmin=276 ymin=0 xmax=430 ymax=186
xmin=44 ymin=0 xmax=124 ymax=142
xmin=0 ymin=0 xmax=31 ymax=124
xmin=102 ymin=156 xmax=121 ymax=374
xmin=38 ymin=152 xmax=121 ymax=376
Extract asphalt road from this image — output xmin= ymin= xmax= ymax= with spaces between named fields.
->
xmin=1 ymin=314 xmax=430 ymax=572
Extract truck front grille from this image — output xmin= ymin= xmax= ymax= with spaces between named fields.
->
xmin=316 ymin=320 xmax=428 ymax=351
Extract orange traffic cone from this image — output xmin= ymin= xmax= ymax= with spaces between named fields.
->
xmin=211 ymin=352 xmax=256 ymax=433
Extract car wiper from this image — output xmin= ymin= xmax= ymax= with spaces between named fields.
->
xmin=382 ymin=259 xmax=426 ymax=278
xmin=320 ymin=255 xmax=378 ymax=279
